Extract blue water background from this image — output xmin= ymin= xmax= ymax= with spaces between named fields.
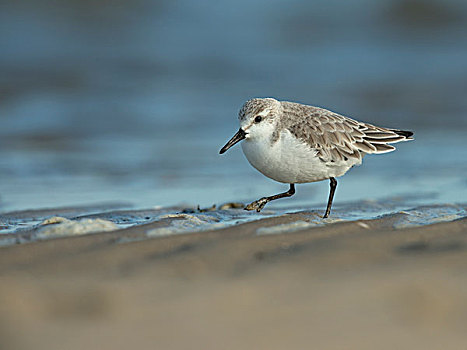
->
xmin=0 ymin=0 xmax=466 ymax=212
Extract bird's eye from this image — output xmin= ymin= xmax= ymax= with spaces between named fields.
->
xmin=254 ymin=116 xmax=262 ymax=123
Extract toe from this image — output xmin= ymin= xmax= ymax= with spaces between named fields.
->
xmin=245 ymin=202 xmax=257 ymax=211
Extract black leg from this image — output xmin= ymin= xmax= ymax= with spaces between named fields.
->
xmin=323 ymin=177 xmax=337 ymax=218
xmin=245 ymin=184 xmax=296 ymax=212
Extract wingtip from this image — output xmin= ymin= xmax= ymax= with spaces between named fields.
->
xmin=395 ymin=130 xmax=414 ymax=139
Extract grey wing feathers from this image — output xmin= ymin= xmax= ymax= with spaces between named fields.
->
xmin=283 ymin=103 xmax=413 ymax=163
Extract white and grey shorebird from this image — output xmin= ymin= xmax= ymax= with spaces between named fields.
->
xmin=219 ymin=97 xmax=413 ymax=218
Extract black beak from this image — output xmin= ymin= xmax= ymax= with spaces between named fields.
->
xmin=219 ymin=128 xmax=246 ymax=154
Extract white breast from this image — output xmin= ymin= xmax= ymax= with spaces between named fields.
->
xmin=241 ymin=129 xmax=358 ymax=184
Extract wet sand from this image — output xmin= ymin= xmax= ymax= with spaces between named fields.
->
xmin=1 ymin=209 xmax=467 ymax=350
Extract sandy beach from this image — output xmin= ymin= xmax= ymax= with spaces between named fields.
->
xmin=1 ymin=208 xmax=467 ymax=350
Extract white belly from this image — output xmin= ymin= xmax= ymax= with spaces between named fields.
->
xmin=241 ymin=129 xmax=357 ymax=184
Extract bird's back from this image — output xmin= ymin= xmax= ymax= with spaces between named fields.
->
xmin=278 ymin=101 xmax=413 ymax=164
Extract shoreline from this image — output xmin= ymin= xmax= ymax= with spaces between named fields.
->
xmin=1 ymin=212 xmax=467 ymax=349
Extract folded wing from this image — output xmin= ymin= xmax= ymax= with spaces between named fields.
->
xmin=284 ymin=104 xmax=413 ymax=163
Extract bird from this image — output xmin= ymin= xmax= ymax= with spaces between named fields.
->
xmin=219 ymin=97 xmax=413 ymax=218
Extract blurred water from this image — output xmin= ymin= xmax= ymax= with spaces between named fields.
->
xmin=0 ymin=0 xmax=466 ymax=213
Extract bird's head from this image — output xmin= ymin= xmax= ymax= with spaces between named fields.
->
xmin=219 ymin=98 xmax=281 ymax=154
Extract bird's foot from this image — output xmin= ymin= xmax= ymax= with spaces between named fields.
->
xmin=245 ymin=198 xmax=269 ymax=212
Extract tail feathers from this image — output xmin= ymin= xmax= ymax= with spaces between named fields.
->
xmin=360 ymin=128 xmax=413 ymax=155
